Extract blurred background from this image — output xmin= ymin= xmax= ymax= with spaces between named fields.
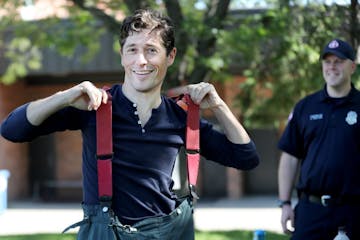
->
xmin=0 ymin=1 xmax=358 ymax=235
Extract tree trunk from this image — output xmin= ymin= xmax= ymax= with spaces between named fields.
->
xmin=349 ymin=0 xmax=359 ymax=48
xmin=188 ymin=0 xmax=231 ymax=84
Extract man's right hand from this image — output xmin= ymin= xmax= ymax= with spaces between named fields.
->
xmin=27 ymin=81 xmax=109 ymax=126
xmin=68 ymin=81 xmax=108 ymax=111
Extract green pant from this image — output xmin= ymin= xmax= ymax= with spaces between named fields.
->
xmin=64 ymin=198 xmax=194 ymax=240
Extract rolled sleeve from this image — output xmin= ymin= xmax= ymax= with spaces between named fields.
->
xmin=1 ymin=104 xmax=85 ymax=143
xmin=228 ymin=141 xmax=260 ymax=170
xmin=0 ymin=103 xmax=39 ymax=142
xmin=200 ymin=120 xmax=260 ymax=170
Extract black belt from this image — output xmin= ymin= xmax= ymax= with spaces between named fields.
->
xmin=299 ymin=192 xmax=360 ymax=207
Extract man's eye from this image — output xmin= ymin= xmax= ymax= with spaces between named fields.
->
xmin=335 ymin=60 xmax=344 ymax=64
xmin=148 ymin=48 xmax=158 ymax=54
xmin=126 ymin=48 xmax=136 ymax=53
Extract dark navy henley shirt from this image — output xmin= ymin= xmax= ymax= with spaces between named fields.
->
xmin=1 ymin=84 xmax=259 ymax=224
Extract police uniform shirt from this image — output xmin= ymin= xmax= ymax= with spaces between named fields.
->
xmin=278 ymin=84 xmax=360 ymax=196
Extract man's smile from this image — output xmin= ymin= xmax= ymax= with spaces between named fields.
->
xmin=132 ymin=69 xmax=154 ymax=75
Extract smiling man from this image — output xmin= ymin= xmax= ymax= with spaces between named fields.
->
xmin=0 ymin=9 xmax=259 ymax=240
xmin=278 ymin=39 xmax=359 ymax=240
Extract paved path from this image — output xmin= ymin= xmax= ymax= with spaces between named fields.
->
xmin=0 ymin=196 xmax=285 ymax=236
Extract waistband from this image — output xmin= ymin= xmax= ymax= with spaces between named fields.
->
xmin=82 ymin=197 xmax=193 ymax=227
xmin=299 ymin=192 xmax=360 ymax=207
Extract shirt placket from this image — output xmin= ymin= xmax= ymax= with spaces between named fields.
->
xmin=132 ymin=102 xmax=146 ymax=134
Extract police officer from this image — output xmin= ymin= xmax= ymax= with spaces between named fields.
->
xmin=278 ymin=39 xmax=360 ymax=240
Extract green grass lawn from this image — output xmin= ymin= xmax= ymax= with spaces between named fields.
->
xmin=0 ymin=230 xmax=290 ymax=240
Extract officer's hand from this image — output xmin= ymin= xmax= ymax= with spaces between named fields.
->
xmin=281 ymin=204 xmax=294 ymax=235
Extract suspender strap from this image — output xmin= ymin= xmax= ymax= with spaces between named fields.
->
xmin=96 ymin=90 xmax=113 ymax=202
xmin=96 ymin=91 xmax=200 ymax=202
xmin=183 ymin=94 xmax=200 ymax=200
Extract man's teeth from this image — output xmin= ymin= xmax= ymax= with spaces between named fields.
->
xmin=134 ymin=70 xmax=152 ymax=74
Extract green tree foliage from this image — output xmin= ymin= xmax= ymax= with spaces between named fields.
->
xmin=0 ymin=0 xmax=233 ymax=89
xmin=231 ymin=1 xmax=360 ymax=128
xmin=0 ymin=1 xmax=104 ymax=84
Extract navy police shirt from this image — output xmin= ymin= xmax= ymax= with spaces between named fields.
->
xmin=1 ymin=84 xmax=259 ymax=225
xmin=278 ymin=84 xmax=360 ymax=196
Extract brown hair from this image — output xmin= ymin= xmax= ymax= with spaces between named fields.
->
xmin=119 ymin=9 xmax=175 ymax=55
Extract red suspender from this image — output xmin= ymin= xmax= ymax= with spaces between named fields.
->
xmin=96 ymin=92 xmax=200 ymax=202
xmin=96 ymin=91 xmax=113 ymax=202
xmin=183 ymin=95 xmax=200 ymax=199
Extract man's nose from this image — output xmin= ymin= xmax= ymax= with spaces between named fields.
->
xmin=331 ymin=62 xmax=339 ymax=68
xmin=136 ymin=52 xmax=148 ymax=65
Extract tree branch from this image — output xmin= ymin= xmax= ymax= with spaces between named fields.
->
xmin=163 ymin=0 xmax=189 ymax=85
xmin=189 ymin=0 xmax=231 ymax=84
xmin=123 ymin=0 xmax=153 ymax=13
xmin=71 ymin=0 xmax=121 ymax=34
xmin=349 ymin=0 xmax=359 ymax=47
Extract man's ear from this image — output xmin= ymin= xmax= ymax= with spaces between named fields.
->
xmin=167 ymin=47 xmax=177 ymax=66
xmin=351 ymin=61 xmax=357 ymax=74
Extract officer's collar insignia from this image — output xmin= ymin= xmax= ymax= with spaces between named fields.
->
xmin=345 ymin=111 xmax=357 ymax=125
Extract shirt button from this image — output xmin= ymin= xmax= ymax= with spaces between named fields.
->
xmin=176 ymin=208 xmax=182 ymax=215
xmin=137 ymin=120 xmax=142 ymax=125
xmin=133 ymin=103 xmax=137 ymax=107
xmin=134 ymin=111 xmax=138 ymax=115
xmin=102 ymin=206 xmax=109 ymax=213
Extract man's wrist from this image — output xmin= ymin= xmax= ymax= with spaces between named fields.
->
xmin=277 ymin=199 xmax=291 ymax=208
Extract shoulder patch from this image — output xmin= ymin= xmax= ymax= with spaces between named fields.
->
xmin=346 ymin=111 xmax=357 ymax=125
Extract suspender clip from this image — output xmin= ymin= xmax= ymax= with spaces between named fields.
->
xmin=189 ymin=184 xmax=199 ymax=200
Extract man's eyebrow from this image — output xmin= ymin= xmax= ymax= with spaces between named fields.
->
xmin=124 ymin=42 xmax=157 ymax=47
xmin=124 ymin=43 xmax=136 ymax=48
xmin=124 ymin=43 xmax=161 ymax=50
xmin=145 ymin=43 xmax=159 ymax=48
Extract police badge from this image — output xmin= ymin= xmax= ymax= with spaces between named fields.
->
xmin=345 ymin=111 xmax=357 ymax=125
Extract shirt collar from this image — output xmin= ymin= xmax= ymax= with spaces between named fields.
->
xmin=320 ymin=83 xmax=357 ymax=103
